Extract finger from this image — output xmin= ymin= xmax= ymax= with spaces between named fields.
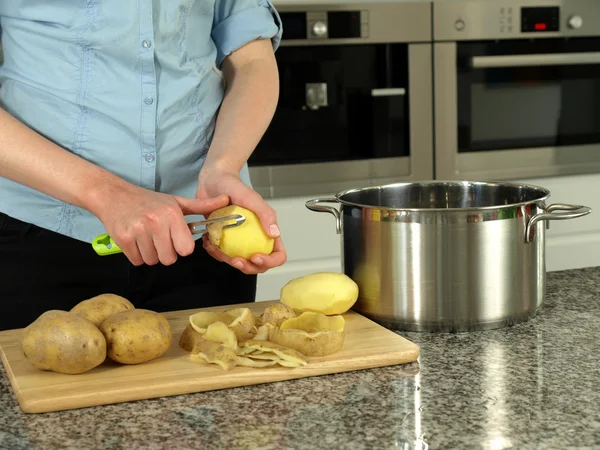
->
xmin=202 ymin=235 xmax=266 ymax=274
xmin=250 ymin=237 xmax=287 ymax=269
xmin=201 ymin=234 xmax=227 ymax=263
xmin=119 ymin=240 xmax=144 ymax=267
xmin=136 ymin=233 xmax=159 ymax=266
xmin=176 ymin=194 xmax=230 ymax=216
xmin=230 ymin=257 xmax=267 ymax=275
xmin=171 ymin=218 xmax=196 ymax=258
xmin=237 ymin=191 xmax=280 ymax=239
xmin=153 ymin=228 xmax=179 ymax=266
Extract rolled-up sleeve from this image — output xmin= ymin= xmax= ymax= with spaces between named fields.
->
xmin=212 ymin=0 xmax=282 ymax=67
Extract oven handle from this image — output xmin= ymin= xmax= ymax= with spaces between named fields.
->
xmin=370 ymin=88 xmax=406 ymax=97
xmin=471 ymin=52 xmax=600 ymax=69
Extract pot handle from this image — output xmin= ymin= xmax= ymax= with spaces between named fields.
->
xmin=526 ymin=203 xmax=592 ymax=243
xmin=305 ymin=198 xmax=342 ymax=234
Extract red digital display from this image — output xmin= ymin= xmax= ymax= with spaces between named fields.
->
xmin=521 ymin=7 xmax=559 ymax=32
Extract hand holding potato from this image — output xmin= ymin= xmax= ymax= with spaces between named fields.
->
xmin=196 ymin=169 xmax=287 ymax=274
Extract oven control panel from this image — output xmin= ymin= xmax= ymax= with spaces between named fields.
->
xmin=498 ymin=6 xmax=515 ymax=34
xmin=280 ymin=10 xmax=369 ymax=41
xmin=433 ymin=0 xmax=600 ymax=41
xmin=521 ymin=7 xmax=560 ymax=33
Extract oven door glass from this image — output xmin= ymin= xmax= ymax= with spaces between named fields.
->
xmin=249 ymin=44 xmax=410 ymax=166
xmin=456 ymin=38 xmax=600 ymax=153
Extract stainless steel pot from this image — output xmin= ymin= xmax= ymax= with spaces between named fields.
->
xmin=306 ymin=181 xmax=592 ymax=332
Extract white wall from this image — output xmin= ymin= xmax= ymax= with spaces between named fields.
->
xmin=256 ymin=174 xmax=600 ymax=301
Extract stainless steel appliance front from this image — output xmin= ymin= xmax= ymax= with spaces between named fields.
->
xmin=433 ymin=0 xmax=600 ymax=181
xmin=249 ymin=2 xmax=434 ymax=198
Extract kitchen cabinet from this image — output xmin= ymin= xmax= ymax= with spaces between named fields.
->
xmin=256 ymin=174 xmax=600 ymax=301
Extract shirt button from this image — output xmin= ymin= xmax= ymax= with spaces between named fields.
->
xmin=142 ymin=39 xmax=152 ymax=49
xmin=144 ymin=96 xmax=154 ymax=105
xmin=145 ymin=153 xmax=155 ymax=163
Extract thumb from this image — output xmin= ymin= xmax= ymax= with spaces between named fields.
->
xmin=176 ymin=194 xmax=229 ymax=216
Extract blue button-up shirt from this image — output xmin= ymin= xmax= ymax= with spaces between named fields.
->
xmin=0 ymin=0 xmax=281 ymax=243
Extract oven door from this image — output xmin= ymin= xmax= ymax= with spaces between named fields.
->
xmin=435 ymin=38 xmax=600 ymax=180
xmin=249 ymin=42 xmax=433 ymax=198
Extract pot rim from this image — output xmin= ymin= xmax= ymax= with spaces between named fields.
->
xmin=333 ymin=180 xmax=552 ymax=212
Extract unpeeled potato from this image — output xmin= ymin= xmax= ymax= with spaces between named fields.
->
xmin=99 ymin=309 xmax=172 ymax=365
xmin=206 ymin=205 xmax=274 ymax=260
xmin=70 ymin=293 xmax=135 ymax=328
xmin=261 ymin=303 xmax=296 ymax=327
xmin=21 ymin=310 xmax=107 ymax=375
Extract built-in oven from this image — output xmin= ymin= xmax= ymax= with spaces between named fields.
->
xmin=249 ymin=1 xmax=433 ymax=198
xmin=433 ymin=0 xmax=600 ymax=181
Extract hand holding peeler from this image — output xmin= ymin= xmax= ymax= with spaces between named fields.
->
xmin=91 ymin=214 xmax=246 ymax=256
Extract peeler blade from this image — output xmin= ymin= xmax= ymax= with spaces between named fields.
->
xmin=187 ymin=214 xmax=246 ymax=235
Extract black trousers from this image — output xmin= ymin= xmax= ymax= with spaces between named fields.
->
xmin=0 ymin=212 xmax=257 ymax=331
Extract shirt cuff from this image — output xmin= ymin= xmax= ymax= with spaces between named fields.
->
xmin=212 ymin=1 xmax=282 ymax=68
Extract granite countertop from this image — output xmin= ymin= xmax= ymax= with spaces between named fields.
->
xmin=1 ymin=268 xmax=600 ymax=449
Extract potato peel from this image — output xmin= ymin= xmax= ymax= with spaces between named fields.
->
xmin=189 ymin=311 xmax=228 ymax=334
xmin=254 ymin=324 xmax=270 ymax=341
xmin=186 ymin=301 xmax=347 ymax=372
xmin=223 ymin=307 xmax=257 ymax=341
xmin=276 ymin=360 xmax=303 ymax=368
xmin=189 ymin=308 xmax=256 ymax=342
xmin=269 ymin=312 xmax=345 ymax=357
xmin=236 ymin=356 xmax=278 ymax=368
xmin=280 ymin=311 xmax=345 ymax=333
xmin=190 ymin=337 xmax=237 ymax=371
xmin=179 ymin=324 xmax=203 ymax=352
xmin=236 ymin=346 xmax=258 ymax=356
xmin=203 ymin=321 xmax=238 ymax=351
xmin=239 ymin=340 xmax=308 ymax=366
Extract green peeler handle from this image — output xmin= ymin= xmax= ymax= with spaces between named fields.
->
xmin=92 ymin=233 xmax=123 ymax=256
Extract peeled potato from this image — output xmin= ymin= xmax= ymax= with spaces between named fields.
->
xmin=206 ymin=205 xmax=274 ymax=260
xmin=280 ymin=272 xmax=359 ymax=315
xmin=269 ymin=311 xmax=345 ymax=357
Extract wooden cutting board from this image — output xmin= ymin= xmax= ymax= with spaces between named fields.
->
xmin=0 ymin=301 xmax=420 ymax=414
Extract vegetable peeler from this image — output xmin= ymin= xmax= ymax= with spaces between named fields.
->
xmin=91 ymin=214 xmax=246 ymax=256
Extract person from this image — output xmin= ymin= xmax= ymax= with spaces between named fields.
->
xmin=0 ymin=1 xmax=287 ymax=331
